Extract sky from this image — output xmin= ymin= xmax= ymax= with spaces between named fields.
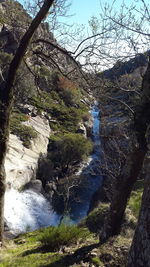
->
xmin=18 ymin=0 xmax=150 ymax=69
xmin=18 ymin=0 xmax=150 ymax=28
xmin=18 ymin=0 xmax=127 ymax=26
xmin=66 ymin=0 xmax=101 ymax=25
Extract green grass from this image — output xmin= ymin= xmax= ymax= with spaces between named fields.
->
xmin=127 ymin=179 xmax=143 ymax=218
xmin=0 ymin=226 xmax=93 ymax=267
xmin=128 ymin=189 xmax=143 ymax=218
xmin=37 ymin=224 xmax=90 ymax=251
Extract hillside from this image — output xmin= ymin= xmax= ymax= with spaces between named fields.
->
xmin=102 ymin=52 xmax=149 ymax=80
xmin=0 ymin=1 xmax=149 ymax=266
xmin=0 ymin=0 xmax=95 ymax=223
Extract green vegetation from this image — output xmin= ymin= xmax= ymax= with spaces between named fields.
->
xmin=0 ymin=223 xmax=131 ymax=267
xmin=0 ymin=10 xmax=6 ymax=24
xmin=128 ymin=189 xmax=143 ymax=218
xmin=48 ymin=133 xmax=93 ymax=174
xmin=10 ymin=110 xmax=37 ymax=148
xmin=0 ymin=226 xmax=94 ymax=267
xmin=91 ymin=256 xmax=103 ymax=266
xmin=30 ymin=86 xmax=88 ymax=134
xmin=126 ymin=179 xmax=143 ymax=218
xmin=83 ymin=203 xmax=109 ymax=233
xmin=0 ymin=229 xmax=63 ymax=267
xmin=0 ymin=52 xmax=12 ymax=68
xmin=0 ymin=52 xmax=36 ymax=104
xmin=38 ymin=224 xmax=90 ymax=251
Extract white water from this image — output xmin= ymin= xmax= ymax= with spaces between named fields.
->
xmin=67 ymin=103 xmax=103 ymax=222
xmin=4 ymin=189 xmax=60 ymax=234
xmin=4 ymin=102 xmax=102 ymax=234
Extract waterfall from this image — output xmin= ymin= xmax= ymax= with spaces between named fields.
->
xmin=68 ymin=103 xmax=103 ymax=222
xmin=91 ymin=103 xmax=101 ymax=156
xmin=4 ymin=102 xmax=102 ymax=233
xmin=4 ymin=188 xmax=60 ymax=234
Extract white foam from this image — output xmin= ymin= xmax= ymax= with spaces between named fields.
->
xmin=4 ymin=188 xmax=60 ymax=234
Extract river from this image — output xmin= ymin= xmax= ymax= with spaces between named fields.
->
xmin=4 ymin=103 xmax=102 ymax=234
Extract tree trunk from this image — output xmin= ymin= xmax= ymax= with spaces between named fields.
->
xmin=128 ymin=164 xmax=150 ymax=267
xmin=128 ymin=59 xmax=150 ymax=265
xmin=0 ymin=0 xmax=54 ymax=244
xmin=100 ymin=59 xmax=150 ymax=243
xmin=100 ymin=146 xmax=146 ymax=242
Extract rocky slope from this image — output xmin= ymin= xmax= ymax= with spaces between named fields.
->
xmin=0 ymin=0 xmax=92 ymax=193
xmin=5 ymin=109 xmax=51 ymax=190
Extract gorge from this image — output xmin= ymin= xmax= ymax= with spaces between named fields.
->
xmin=4 ymin=103 xmax=102 ymax=234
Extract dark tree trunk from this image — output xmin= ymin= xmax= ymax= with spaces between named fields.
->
xmin=100 ymin=147 xmax=146 ymax=242
xmin=128 ymin=59 xmax=150 ymax=266
xmin=128 ymin=166 xmax=150 ymax=267
xmin=100 ymin=59 xmax=150 ymax=243
xmin=0 ymin=0 xmax=54 ymax=244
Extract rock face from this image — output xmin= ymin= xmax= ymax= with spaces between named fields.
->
xmin=5 ymin=115 xmax=51 ymax=190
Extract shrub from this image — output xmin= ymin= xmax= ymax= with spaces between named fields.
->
xmin=128 ymin=190 xmax=143 ymax=218
xmin=11 ymin=124 xmax=37 ymax=148
xmin=0 ymin=53 xmax=36 ymax=104
xmin=85 ymin=203 xmax=109 ymax=233
xmin=14 ymin=62 xmax=37 ymax=104
xmin=57 ymin=76 xmax=81 ymax=106
xmin=37 ymin=66 xmax=54 ymax=92
xmin=38 ymin=225 xmax=89 ymax=251
xmin=10 ymin=111 xmax=37 ymax=148
xmin=48 ymin=133 xmax=93 ymax=173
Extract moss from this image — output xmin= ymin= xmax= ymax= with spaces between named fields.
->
xmin=128 ymin=189 xmax=143 ymax=218
xmin=91 ymin=256 xmax=103 ymax=266
xmin=84 ymin=203 xmax=109 ymax=233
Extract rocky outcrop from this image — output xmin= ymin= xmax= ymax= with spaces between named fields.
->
xmin=5 ymin=115 xmax=51 ymax=190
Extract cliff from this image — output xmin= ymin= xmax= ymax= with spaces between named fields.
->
xmin=5 ymin=111 xmax=51 ymax=189
xmin=0 ymin=0 xmax=91 ymax=192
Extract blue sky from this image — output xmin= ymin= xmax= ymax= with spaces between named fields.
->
xmin=66 ymin=0 xmax=101 ymax=25
xmin=18 ymin=0 xmax=149 ymax=27
xmin=18 ymin=0 xmax=101 ymax=25
xmin=18 ymin=0 xmax=150 ymax=69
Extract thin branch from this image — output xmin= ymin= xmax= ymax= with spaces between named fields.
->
xmin=101 ymin=94 xmax=135 ymax=115
xmin=107 ymin=16 xmax=150 ymax=37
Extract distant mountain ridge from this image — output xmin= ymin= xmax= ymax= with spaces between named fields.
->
xmin=102 ymin=52 xmax=150 ymax=80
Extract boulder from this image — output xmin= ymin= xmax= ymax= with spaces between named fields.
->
xmin=76 ymin=123 xmax=87 ymax=137
xmin=23 ymin=180 xmax=43 ymax=193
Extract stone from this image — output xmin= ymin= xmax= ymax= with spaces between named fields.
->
xmin=5 ymin=115 xmax=51 ymax=190
xmin=90 ymin=252 xmax=98 ymax=257
xmin=23 ymin=180 xmax=43 ymax=193
xmin=76 ymin=123 xmax=87 ymax=137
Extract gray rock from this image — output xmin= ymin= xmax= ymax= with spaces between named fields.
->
xmin=76 ymin=123 xmax=87 ymax=137
xmin=5 ymin=115 xmax=51 ymax=190
xmin=24 ymin=180 xmax=43 ymax=193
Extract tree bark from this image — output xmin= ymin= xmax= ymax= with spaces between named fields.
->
xmin=128 ymin=166 xmax=150 ymax=267
xmin=100 ymin=147 xmax=147 ymax=242
xmin=128 ymin=59 xmax=150 ymax=266
xmin=100 ymin=59 xmax=150 ymax=243
xmin=0 ymin=0 xmax=54 ymax=244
